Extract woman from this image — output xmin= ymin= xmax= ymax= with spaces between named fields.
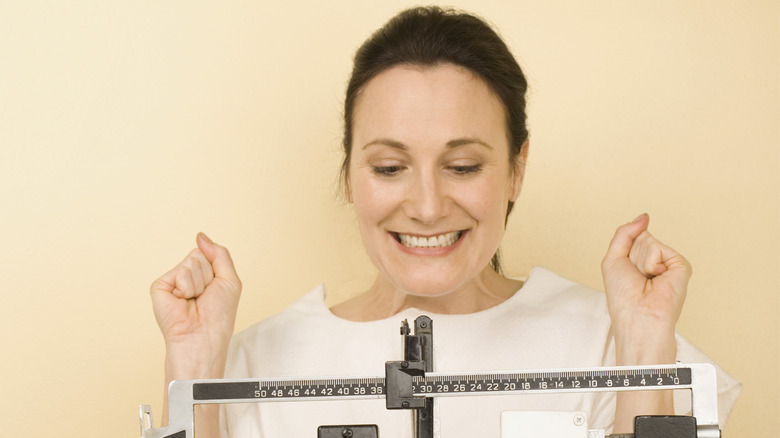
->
xmin=151 ymin=7 xmax=739 ymax=437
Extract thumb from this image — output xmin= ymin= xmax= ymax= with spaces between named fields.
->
xmin=604 ymin=213 xmax=650 ymax=262
xmin=196 ymin=232 xmax=239 ymax=280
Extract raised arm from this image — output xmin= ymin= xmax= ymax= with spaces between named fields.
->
xmin=601 ymin=214 xmax=692 ymax=433
xmin=150 ymin=233 xmax=242 ymax=438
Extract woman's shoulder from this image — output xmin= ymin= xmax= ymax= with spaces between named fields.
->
xmin=514 ymin=266 xmax=607 ymax=310
xmin=228 ymin=285 xmax=331 ymax=351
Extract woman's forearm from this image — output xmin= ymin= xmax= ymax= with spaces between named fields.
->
xmin=160 ymin=342 xmax=229 ymax=437
xmin=612 ymin=324 xmax=677 ymax=433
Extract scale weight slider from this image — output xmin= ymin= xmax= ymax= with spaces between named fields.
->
xmin=317 ymin=425 xmax=379 ymax=438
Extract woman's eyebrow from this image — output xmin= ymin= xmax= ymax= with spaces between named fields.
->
xmin=362 ymin=138 xmax=407 ymax=150
xmin=447 ymin=137 xmax=494 ymax=150
xmin=362 ymin=137 xmax=493 ymax=150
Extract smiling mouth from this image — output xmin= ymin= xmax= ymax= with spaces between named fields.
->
xmin=391 ymin=231 xmax=465 ymax=249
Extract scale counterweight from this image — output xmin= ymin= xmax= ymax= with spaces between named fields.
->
xmin=189 ymin=366 xmax=692 ymax=404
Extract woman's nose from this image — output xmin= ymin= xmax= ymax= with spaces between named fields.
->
xmin=405 ymin=171 xmax=448 ymax=224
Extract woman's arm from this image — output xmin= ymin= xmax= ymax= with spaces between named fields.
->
xmin=601 ymin=214 xmax=691 ymax=433
xmin=150 ymin=233 xmax=242 ymax=438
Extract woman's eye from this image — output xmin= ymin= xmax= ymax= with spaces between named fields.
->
xmin=372 ymin=166 xmax=404 ymax=176
xmin=451 ymin=164 xmax=483 ymax=175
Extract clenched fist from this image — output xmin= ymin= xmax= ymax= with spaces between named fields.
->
xmin=602 ymin=213 xmax=691 ymax=348
xmin=151 ymin=233 xmax=241 ymax=356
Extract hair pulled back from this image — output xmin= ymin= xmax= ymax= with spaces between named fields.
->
xmin=342 ymin=6 xmax=529 ymax=272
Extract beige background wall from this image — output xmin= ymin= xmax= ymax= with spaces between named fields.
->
xmin=1 ymin=0 xmax=777 ymax=436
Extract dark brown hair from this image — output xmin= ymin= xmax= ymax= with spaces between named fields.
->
xmin=342 ymin=6 xmax=529 ymax=272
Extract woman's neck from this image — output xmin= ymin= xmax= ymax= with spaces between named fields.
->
xmin=330 ymin=266 xmax=524 ymax=322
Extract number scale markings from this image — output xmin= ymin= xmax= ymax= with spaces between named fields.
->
xmin=418 ymin=367 xmax=690 ymax=397
xmin=192 ymin=366 xmax=691 ymax=403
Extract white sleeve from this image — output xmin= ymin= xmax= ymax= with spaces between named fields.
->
xmin=673 ymin=333 xmax=742 ymax=428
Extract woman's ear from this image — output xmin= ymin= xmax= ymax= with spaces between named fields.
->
xmin=509 ymin=139 xmax=529 ymax=202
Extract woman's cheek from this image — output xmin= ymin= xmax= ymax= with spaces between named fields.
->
xmin=458 ymin=179 xmax=506 ymax=218
xmin=354 ymin=179 xmax=400 ymax=222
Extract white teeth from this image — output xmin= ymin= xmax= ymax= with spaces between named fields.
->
xmin=398 ymin=231 xmax=462 ymax=249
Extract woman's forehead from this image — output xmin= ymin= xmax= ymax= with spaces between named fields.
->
xmin=351 ymin=64 xmax=508 ymax=150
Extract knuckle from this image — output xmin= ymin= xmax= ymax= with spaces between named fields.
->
xmin=186 ymin=248 xmax=203 ymax=260
xmin=151 ymin=271 xmax=175 ymax=294
xmin=188 ymin=256 xmax=205 ymax=273
xmin=176 ymin=265 xmax=192 ymax=278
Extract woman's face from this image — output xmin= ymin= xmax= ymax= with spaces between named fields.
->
xmin=348 ymin=64 xmax=523 ymax=297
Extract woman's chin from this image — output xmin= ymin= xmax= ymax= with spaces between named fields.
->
xmin=392 ymin=275 xmax=466 ymax=299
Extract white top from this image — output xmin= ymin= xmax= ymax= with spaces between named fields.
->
xmin=221 ymin=266 xmax=741 ymax=437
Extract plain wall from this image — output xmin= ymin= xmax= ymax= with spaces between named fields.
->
xmin=1 ymin=0 xmax=777 ymax=436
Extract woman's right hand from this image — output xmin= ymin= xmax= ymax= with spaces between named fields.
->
xmin=151 ymin=232 xmax=242 ymax=380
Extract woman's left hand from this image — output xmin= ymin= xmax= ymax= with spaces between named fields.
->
xmin=601 ymin=213 xmax=692 ymax=364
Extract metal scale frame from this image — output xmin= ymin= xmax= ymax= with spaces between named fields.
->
xmin=140 ymin=316 xmax=721 ymax=438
